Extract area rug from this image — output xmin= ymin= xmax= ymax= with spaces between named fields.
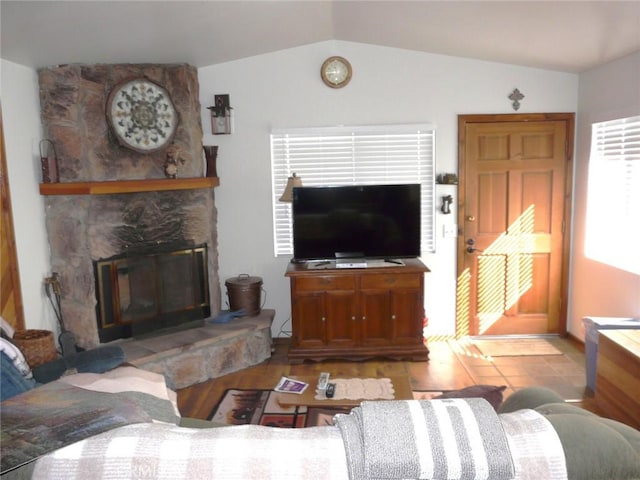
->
xmin=208 ymin=389 xmax=446 ymax=428
xmin=207 ymin=389 xmax=351 ymax=428
xmin=473 ymin=338 xmax=563 ymax=357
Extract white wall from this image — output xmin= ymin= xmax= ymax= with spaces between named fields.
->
xmin=1 ymin=59 xmax=56 ymax=332
xmin=568 ymin=51 xmax=640 ymax=339
xmin=1 ymin=41 xmax=581 ymax=338
xmin=199 ymin=40 xmax=579 ymax=337
xmin=1 ymin=41 xmax=578 ymax=335
xmin=6 ymin=43 xmax=638 ymax=342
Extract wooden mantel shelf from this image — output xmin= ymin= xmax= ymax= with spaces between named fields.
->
xmin=39 ymin=177 xmax=219 ymax=196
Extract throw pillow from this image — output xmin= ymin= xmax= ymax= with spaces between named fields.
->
xmin=1 ymin=351 xmax=36 ymax=401
xmin=498 ymin=386 xmax=565 ymax=413
xmin=0 ymin=337 xmax=32 ymax=379
xmin=434 ymin=384 xmax=507 ymax=411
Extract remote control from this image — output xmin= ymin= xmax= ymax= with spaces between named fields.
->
xmin=325 ymin=383 xmax=336 ymax=398
xmin=318 ymin=372 xmax=330 ymax=391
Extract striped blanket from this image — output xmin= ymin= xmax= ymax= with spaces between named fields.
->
xmin=32 ymin=423 xmax=350 ymax=479
xmin=335 ymin=398 xmax=515 ymax=480
xmin=29 ymin=404 xmax=568 ymax=479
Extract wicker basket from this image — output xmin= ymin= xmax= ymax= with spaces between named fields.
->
xmin=13 ymin=329 xmax=58 ymax=367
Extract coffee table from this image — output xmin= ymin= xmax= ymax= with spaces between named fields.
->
xmin=274 ymin=375 xmax=413 ymax=408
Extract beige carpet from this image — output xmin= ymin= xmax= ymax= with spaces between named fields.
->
xmin=473 ymin=338 xmax=563 ymax=357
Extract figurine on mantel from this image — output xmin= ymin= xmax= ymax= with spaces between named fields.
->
xmin=164 ymin=145 xmax=185 ymax=179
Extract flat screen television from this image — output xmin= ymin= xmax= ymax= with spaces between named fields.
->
xmin=292 ymin=184 xmax=421 ymax=262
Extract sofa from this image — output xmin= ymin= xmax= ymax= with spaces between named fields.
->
xmin=0 ymin=317 xmax=126 ymax=403
xmin=2 ymin=356 xmax=639 ymax=480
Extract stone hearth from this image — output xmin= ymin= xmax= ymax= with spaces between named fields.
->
xmin=119 ymin=310 xmax=274 ymax=390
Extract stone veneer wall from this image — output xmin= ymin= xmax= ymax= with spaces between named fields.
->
xmin=39 ymin=64 xmax=220 ymax=348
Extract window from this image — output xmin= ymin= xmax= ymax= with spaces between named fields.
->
xmin=271 ymin=124 xmax=435 ymax=257
xmin=585 ymin=115 xmax=640 ymax=274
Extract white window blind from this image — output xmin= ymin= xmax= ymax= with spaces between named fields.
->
xmin=586 ymin=114 xmax=640 ymax=274
xmin=270 ymin=124 xmax=436 ymax=257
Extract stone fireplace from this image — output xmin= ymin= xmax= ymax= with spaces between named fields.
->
xmin=39 ymin=63 xmax=221 ymax=349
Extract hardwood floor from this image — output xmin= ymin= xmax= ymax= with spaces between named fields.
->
xmin=177 ymin=336 xmax=597 ymax=420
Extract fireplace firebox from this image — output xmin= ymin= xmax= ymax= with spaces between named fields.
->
xmin=94 ymin=243 xmax=210 ymax=342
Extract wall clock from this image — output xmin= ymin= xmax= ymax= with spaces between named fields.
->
xmin=106 ymin=78 xmax=178 ymax=153
xmin=321 ymin=56 xmax=352 ymax=88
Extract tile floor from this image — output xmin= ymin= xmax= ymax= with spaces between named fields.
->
xmin=430 ymin=337 xmax=593 ymax=408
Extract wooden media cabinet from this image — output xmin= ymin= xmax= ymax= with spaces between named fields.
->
xmin=285 ymin=258 xmax=430 ymax=363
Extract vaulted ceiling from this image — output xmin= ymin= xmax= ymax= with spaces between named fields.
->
xmin=1 ymin=1 xmax=639 ymax=73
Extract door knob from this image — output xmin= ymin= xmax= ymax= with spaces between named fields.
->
xmin=466 ymin=239 xmax=483 ymax=254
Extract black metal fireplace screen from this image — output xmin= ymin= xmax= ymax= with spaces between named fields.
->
xmin=94 ymin=243 xmax=210 ymax=342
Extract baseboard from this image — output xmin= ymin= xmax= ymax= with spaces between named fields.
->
xmin=565 ymin=332 xmax=585 ymax=352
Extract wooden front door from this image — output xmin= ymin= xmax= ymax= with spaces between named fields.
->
xmin=457 ymin=114 xmax=574 ymax=336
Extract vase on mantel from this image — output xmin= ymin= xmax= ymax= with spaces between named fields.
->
xmin=203 ymin=146 xmax=218 ymax=178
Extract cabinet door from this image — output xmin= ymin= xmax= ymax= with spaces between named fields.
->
xmin=292 ymin=291 xmax=325 ymax=349
xmin=390 ymin=288 xmax=425 ymax=344
xmin=359 ymin=289 xmax=394 ymax=346
xmin=360 ymin=273 xmax=424 ymax=346
xmin=325 ymin=291 xmax=358 ymax=348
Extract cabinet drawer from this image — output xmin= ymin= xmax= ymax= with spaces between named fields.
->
xmin=295 ymin=276 xmax=355 ymax=291
xmin=360 ymin=274 xmax=421 ymax=290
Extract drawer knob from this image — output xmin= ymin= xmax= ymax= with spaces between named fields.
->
xmin=362 ymin=315 xmax=366 ymax=321
xmin=321 ymin=316 xmax=326 ymax=322
xmin=391 ymin=314 xmax=396 ymax=320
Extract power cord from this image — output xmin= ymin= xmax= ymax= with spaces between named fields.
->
xmin=276 ymin=315 xmax=292 ymax=338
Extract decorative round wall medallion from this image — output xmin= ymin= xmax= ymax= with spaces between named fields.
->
xmin=106 ymin=78 xmax=178 ymax=153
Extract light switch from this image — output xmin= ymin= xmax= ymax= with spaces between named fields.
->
xmin=443 ymin=224 xmax=458 ymax=238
